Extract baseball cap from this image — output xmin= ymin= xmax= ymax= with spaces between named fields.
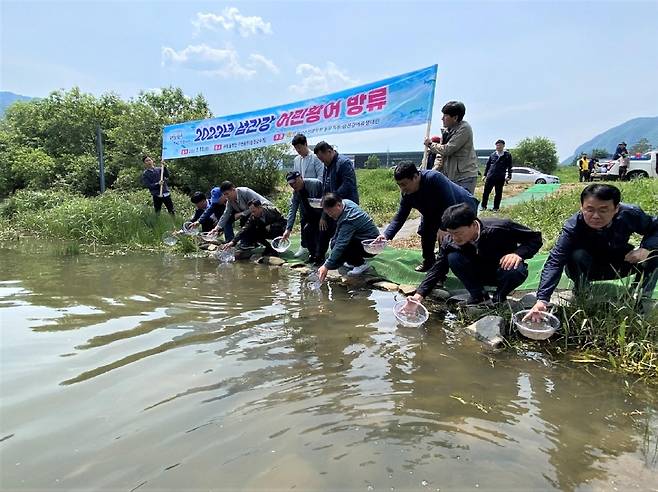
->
xmin=286 ymin=171 xmax=301 ymax=183
xmin=210 ymin=187 xmax=222 ymax=204
xmin=431 ymin=136 xmax=441 ymax=143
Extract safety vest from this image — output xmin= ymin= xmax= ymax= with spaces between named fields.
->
xmin=579 ymin=158 xmax=589 ymax=171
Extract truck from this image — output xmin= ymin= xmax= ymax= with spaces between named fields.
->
xmin=591 ymin=151 xmax=658 ymax=180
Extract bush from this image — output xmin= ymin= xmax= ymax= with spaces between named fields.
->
xmin=511 ymin=136 xmax=559 ymax=174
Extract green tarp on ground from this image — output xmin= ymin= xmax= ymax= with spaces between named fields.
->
xmin=499 ymin=183 xmax=561 ymax=207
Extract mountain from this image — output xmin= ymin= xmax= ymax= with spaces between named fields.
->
xmin=563 ymin=116 xmax=658 ymax=164
xmin=0 ymin=91 xmax=33 ymax=117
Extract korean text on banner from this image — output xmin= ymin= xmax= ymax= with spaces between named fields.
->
xmin=162 ymin=65 xmax=437 ymax=160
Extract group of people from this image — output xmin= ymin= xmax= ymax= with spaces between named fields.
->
xmin=578 ymin=142 xmax=630 ymax=182
xmin=143 ymin=101 xmax=657 ymax=321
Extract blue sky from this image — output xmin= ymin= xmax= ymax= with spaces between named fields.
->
xmin=2 ymin=0 xmax=657 ymax=160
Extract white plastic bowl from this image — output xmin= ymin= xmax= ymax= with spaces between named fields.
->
xmin=308 ymin=198 xmax=323 ymax=209
xmin=162 ymin=232 xmax=178 ymax=246
xmin=512 ymin=310 xmax=561 ymax=340
xmin=215 ymin=248 xmax=235 ymax=263
xmin=362 ymin=238 xmax=387 ymax=255
xmin=394 ymin=298 xmax=429 ymax=327
xmin=182 ymin=221 xmax=201 ymax=236
xmin=305 ymin=271 xmax=322 ymax=291
xmin=200 ymin=231 xmax=218 ymax=241
xmin=272 ymin=236 xmax=290 ymax=253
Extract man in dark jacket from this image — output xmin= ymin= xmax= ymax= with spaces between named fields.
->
xmin=222 ymin=199 xmax=287 ymax=255
xmin=141 ymin=155 xmax=175 ymax=214
xmin=191 ymin=187 xmax=228 ymax=236
xmin=527 ymin=184 xmax=658 ymax=319
xmin=317 ymin=193 xmax=380 ymax=281
xmin=411 ymin=203 xmax=542 ymax=305
xmin=314 ymin=141 xmax=360 ymax=263
xmin=378 ymin=161 xmax=479 ymax=272
xmin=188 ymin=191 xmax=218 ymax=232
xmin=481 ymin=139 xmax=513 ymax=211
xmin=281 ymin=171 xmax=324 ymax=265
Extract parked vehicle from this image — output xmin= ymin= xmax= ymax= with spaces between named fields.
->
xmin=591 ymin=151 xmax=658 ymax=180
xmin=508 ymin=167 xmax=560 ymax=184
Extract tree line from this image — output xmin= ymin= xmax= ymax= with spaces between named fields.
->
xmin=0 ymin=87 xmax=286 ymax=199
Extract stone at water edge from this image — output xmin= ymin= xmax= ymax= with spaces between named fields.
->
xmin=398 ymin=284 xmax=417 ymax=296
xmin=464 ymin=315 xmax=506 ymax=349
xmin=428 ymin=288 xmax=451 ymax=301
xmin=551 ymin=290 xmax=574 ymax=306
xmin=518 ymin=292 xmax=538 ymax=309
xmin=372 ymin=281 xmax=399 ymax=292
xmin=207 ymin=244 xmax=218 ymax=251
xmin=266 ymin=256 xmax=286 ymax=266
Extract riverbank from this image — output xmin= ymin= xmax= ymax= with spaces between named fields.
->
xmin=1 ymin=170 xmax=657 ymax=378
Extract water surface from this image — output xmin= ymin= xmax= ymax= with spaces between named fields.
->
xmin=1 ymin=246 xmax=656 ymax=491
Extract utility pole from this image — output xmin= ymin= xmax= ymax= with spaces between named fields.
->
xmin=96 ymin=124 xmax=105 ymax=193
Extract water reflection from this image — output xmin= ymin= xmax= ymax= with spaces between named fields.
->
xmin=0 ymin=244 xmax=656 ymax=491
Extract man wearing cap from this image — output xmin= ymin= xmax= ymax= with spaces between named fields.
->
xmin=188 ymin=191 xmax=218 ymax=232
xmin=423 ymin=101 xmax=479 ymax=194
xmin=281 ymin=171 xmax=324 ymax=265
xmin=481 ymin=139 xmax=513 ymax=211
xmin=291 ymin=134 xmax=325 ymax=258
xmin=216 ymin=181 xmax=272 ymax=246
xmin=313 ymin=141 xmax=359 ymax=264
xmin=222 ymin=199 xmax=287 ymax=256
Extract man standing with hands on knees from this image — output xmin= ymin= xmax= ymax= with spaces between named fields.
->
xmin=526 ymin=184 xmax=658 ymax=320
xmin=481 ymin=139 xmax=513 ymax=212
xmin=410 ymin=203 xmax=542 ymax=306
xmin=141 ymin=155 xmax=175 ymax=215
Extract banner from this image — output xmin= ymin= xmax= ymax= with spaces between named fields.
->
xmin=162 ymin=65 xmax=437 ymax=160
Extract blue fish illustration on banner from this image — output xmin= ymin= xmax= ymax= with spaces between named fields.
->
xmin=162 ymin=65 xmax=437 ymax=159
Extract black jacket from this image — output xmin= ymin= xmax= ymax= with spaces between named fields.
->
xmin=417 ymin=218 xmax=542 ymax=297
xmin=536 ymin=203 xmax=658 ymax=301
xmin=484 ymin=151 xmax=513 ymax=181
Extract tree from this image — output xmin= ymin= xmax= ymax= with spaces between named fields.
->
xmin=511 ymin=137 xmax=558 ymax=174
xmin=629 ymin=138 xmax=652 ymax=155
xmin=365 ymin=154 xmax=381 ymax=169
xmin=590 ymin=148 xmax=610 ymax=159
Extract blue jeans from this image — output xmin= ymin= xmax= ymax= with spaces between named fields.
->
xmin=447 ymin=251 xmax=528 ymax=301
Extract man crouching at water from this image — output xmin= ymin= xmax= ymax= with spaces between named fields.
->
xmin=317 ymin=193 xmax=379 ymax=281
xmin=411 ymin=203 xmax=542 ymax=306
xmin=223 ymin=200 xmax=286 ymax=255
xmin=527 ymin=183 xmax=658 ymax=320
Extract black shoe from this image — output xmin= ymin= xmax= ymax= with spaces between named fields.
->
xmin=237 ymin=241 xmax=256 ymax=250
xmin=415 ymin=261 xmax=434 ymax=273
xmin=492 ymin=208 xmax=500 ymax=213
xmin=262 ymin=246 xmax=278 ymax=257
xmin=313 ymin=257 xmax=325 ymax=267
xmin=458 ymin=293 xmax=492 ymax=307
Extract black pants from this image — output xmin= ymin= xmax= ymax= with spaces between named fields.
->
xmin=317 ymin=217 xmax=337 ymax=262
xmin=481 ymin=178 xmax=505 ymax=210
xmin=447 ymin=251 xmax=528 ymax=301
xmin=337 ymin=238 xmax=375 ymax=267
xmin=565 ymin=249 xmax=658 ymax=297
xmin=301 ymin=219 xmax=320 ymax=259
xmin=239 ymin=220 xmax=286 ymax=248
xmin=153 ymin=195 xmax=175 ymax=215
xmin=579 ymin=170 xmax=590 ymax=183
xmin=418 ymin=219 xmax=440 ymax=265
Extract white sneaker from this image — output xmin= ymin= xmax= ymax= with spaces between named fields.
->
xmin=347 ymin=263 xmax=370 ymax=276
xmin=294 ymin=247 xmax=309 ymax=258
xmin=343 ymin=262 xmax=355 ymax=269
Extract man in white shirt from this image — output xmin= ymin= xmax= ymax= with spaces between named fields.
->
xmin=291 ymin=133 xmax=325 ymax=257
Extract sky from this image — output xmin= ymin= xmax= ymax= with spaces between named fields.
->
xmin=1 ymin=0 xmax=657 ymax=160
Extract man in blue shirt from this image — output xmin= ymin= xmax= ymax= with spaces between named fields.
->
xmin=378 ymin=161 xmax=479 ymax=272
xmin=527 ymin=184 xmax=658 ymax=319
xmin=190 ymin=187 xmax=228 ymax=237
xmin=317 ymin=193 xmax=379 ymax=281
xmin=141 ymin=155 xmax=175 ymax=215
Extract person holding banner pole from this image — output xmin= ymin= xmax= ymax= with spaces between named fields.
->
xmin=424 ymin=101 xmax=479 ymax=194
xmin=141 ymin=155 xmax=175 ymax=215
xmin=291 ymin=133 xmax=325 ymax=258
xmin=313 ymin=141 xmax=360 ymax=268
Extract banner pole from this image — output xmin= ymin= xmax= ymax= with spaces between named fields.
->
xmin=421 ymin=65 xmax=438 ymax=169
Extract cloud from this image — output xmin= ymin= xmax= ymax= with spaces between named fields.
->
xmin=248 ymin=54 xmax=279 ymax=74
xmin=161 ymin=44 xmax=280 ymax=79
xmin=161 ymin=44 xmax=256 ymax=79
xmin=288 ymin=62 xmax=359 ymax=96
xmin=192 ymin=8 xmax=272 ymax=37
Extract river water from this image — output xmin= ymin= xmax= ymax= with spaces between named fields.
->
xmin=1 ymin=245 xmax=656 ymax=491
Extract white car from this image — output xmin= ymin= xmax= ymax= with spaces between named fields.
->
xmin=508 ymin=167 xmax=560 ymax=184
